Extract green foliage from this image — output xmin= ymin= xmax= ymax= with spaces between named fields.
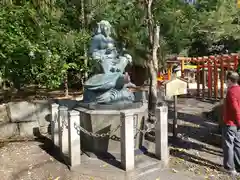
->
xmin=0 ymin=2 xmax=90 ymax=89
xmin=189 ymin=0 xmax=240 ymax=55
xmin=1 ymin=0 xmax=240 ymax=90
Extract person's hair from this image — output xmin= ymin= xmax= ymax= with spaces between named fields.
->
xmin=226 ymin=71 xmax=239 ymax=84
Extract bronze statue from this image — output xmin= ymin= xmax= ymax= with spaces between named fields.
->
xmin=83 ymin=20 xmax=136 ymax=104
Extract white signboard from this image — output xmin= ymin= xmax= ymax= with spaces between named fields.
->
xmin=164 ymin=78 xmax=188 ymax=99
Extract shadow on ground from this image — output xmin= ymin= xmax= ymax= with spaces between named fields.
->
xmin=33 ymin=129 xmax=67 ymax=166
xmin=169 ymin=140 xmax=222 ymax=171
xmin=168 ymin=108 xmax=221 ymax=147
xmin=167 ymin=105 xmax=223 ymax=171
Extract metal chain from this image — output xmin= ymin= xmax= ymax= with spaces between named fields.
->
xmin=71 ymin=112 xmax=158 ymax=138
xmin=74 ymin=122 xmax=121 ymax=138
xmin=134 ymin=112 xmax=158 ymax=135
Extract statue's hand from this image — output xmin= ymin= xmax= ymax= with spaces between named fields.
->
xmin=124 ymin=82 xmax=136 ymax=88
xmin=96 ymin=89 xmax=119 ymax=103
xmin=92 ymin=51 xmax=103 ymax=63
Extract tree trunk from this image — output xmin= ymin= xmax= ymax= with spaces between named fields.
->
xmin=145 ymin=0 xmax=160 ymax=119
xmin=64 ymin=73 xmax=69 ymax=97
xmin=148 ymin=26 xmax=160 ymax=118
xmin=80 ymin=0 xmax=88 ymax=81
xmin=146 ymin=0 xmax=153 ymax=45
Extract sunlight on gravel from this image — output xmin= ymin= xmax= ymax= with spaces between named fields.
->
xmin=0 ymin=142 xmax=103 ymax=180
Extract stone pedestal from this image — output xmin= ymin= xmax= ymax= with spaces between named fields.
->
xmin=50 ymin=100 xmax=171 ymax=172
xmin=68 ymin=110 xmax=81 ymax=169
xmin=58 ymin=106 xmax=69 ymax=155
xmin=74 ymin=103 xmax=148 ymax=157
xmin=120 ymin=111 xmax=135 ymax=171
xmin=155 ymin=105 xmax=169 ymax=167
xmin=51 ymin=103 xmax=59 ymax=146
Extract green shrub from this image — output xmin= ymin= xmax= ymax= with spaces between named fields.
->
xmin=0 ymin=3 xmax=90 ymax=89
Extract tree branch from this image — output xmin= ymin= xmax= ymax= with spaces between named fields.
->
xmin=152 ymin=25 xmax=160 ymax=72
xmin=145 ymin=0 xmax=153 ymax=45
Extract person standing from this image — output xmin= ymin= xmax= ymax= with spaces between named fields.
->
xmin=223 ymin=71 xmax=240 ymax=175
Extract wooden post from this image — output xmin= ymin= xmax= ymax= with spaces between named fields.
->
xmin=167 ymin=64 xmax=171 ymax=80
xmin=227 ymin=56 xmax=231 ymax=71
xmin=168 ymin=63 xmax=173 ymax=80
xmin=234 ymin=55 xmax=238 ymax=71
xmin=181 ymin=58 xmax=185 ymax=78
xmin=207 ymin=58 xmax=212 ymax=99
xmin=213 ymin=57 xmax=218 ymax=99
xmin=220 ymin=56 xmax=224 ymax=99
xmin=173 ymin=95 xmax=178 ymax=137
xmin=200 ymin=57 xmax=205 ymax=99
xmin=196 ymin=58 xmax=200 ymax=98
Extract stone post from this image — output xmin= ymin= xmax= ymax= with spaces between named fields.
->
xmin=58 ymin=106 xmax=69 ymax=155
xmin=51 ymin=103 xmax=59 ymax=146
xmin=68 ymin=110 xmax=81 ymax=169
xmin=120 ymin=111 xmax=135 ymax=171
xmin=155 ymin=105 xmax=169 ymax=167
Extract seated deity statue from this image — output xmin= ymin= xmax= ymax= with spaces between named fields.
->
xmin=83 ymin=20 xmax=136 ymax=104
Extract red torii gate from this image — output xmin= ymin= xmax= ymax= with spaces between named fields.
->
xmin=180 ymin=54 xmax=239 ymax=99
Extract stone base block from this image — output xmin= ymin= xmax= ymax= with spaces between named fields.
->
xmin=19 ymin=121 xmax=39 ymax=137
xmin=8 ymin=101 xmax=38 ymax=122
xmin=39 ymin=125 xmax=50 ymax=135
xmin=0 ymin=123 xmax=19 ymax=139
xmin=0 ymin=104 xmax=9 ymax=124
xmin=35 ymin=100 xmax=51 ymax=128
xmin=74 ymin=103 xmax=148 ymax=155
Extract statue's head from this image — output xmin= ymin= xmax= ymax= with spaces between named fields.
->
xmin=96 ymin=20 xmax=112 ymax=37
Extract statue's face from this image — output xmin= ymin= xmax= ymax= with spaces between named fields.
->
xmin=103 ymin=25 xmax=111 ymax=36
xmin=97 ymin=20 xmax=112 ymax=37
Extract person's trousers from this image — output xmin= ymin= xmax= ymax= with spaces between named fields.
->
xmin=222 ymin=125 xmax=240 ymax=171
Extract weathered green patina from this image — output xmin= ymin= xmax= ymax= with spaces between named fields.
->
xmin=83 ymin=20 xmax=136 ymax=104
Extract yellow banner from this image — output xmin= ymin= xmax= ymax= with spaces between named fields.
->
xmin=238 ymin=0 xmax=240 ymax=8
xmin=184 ymin=65 xmax=197 ymax=69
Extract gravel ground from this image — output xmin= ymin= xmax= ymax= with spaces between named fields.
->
xmin=0 ymin=98 xmax=238 ymax=180
xmin=0 ymin=141 xmax=104 ymax=180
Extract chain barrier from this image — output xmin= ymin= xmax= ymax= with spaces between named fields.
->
xmin=57 ymin=108 xmax=121 ymax=137
xmin=74 ymin=122 xmax=122 ymax=138
xmin=134 ymin=112 xmax=158 ymax=136
xmin=71 ymin=112 xmax=158 ymax=138
xmin=55 ymin=102 xmax=165 ymax=139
